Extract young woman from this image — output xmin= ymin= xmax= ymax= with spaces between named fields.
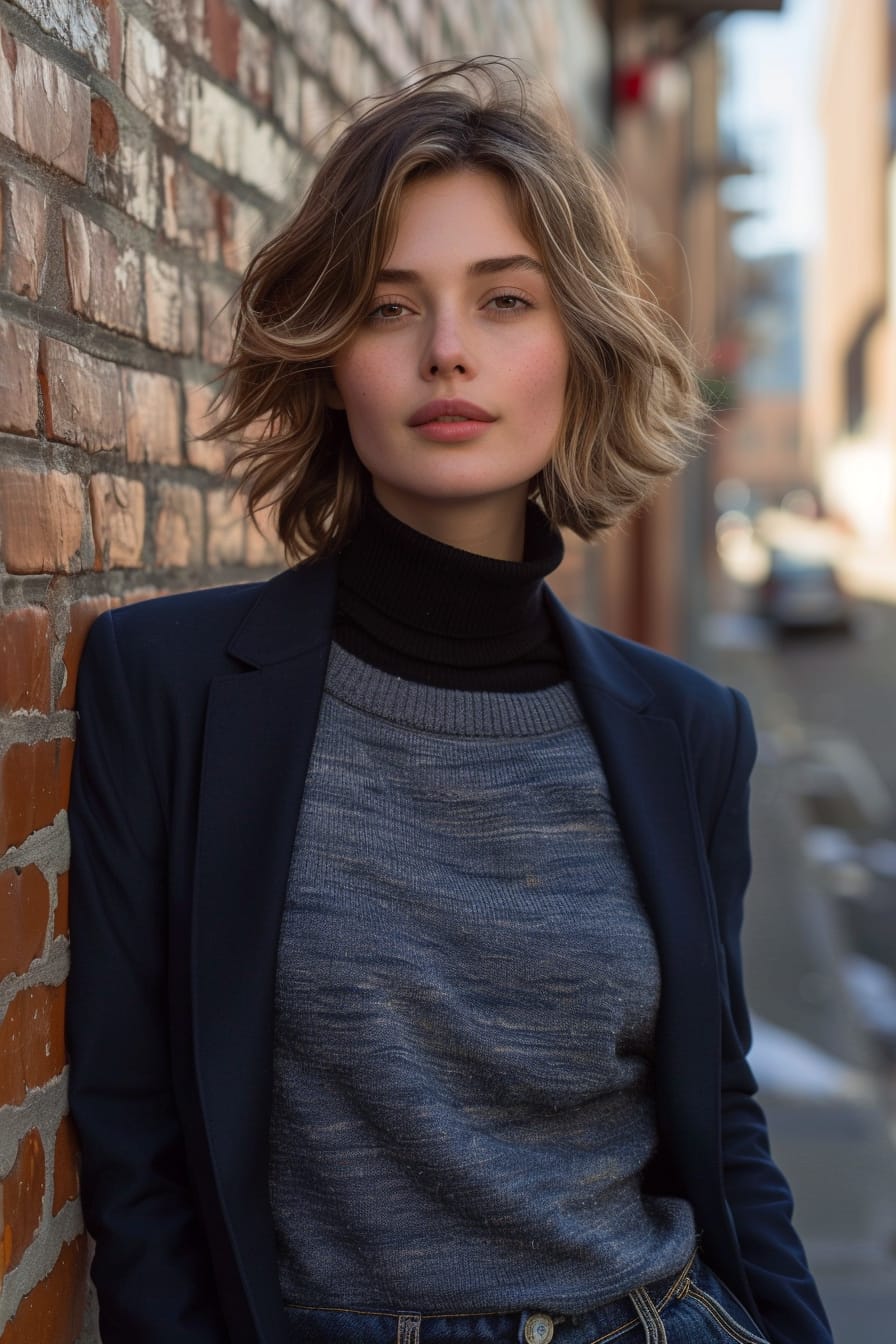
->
xmin=67 ymin=59 xmax=833 ymax=1344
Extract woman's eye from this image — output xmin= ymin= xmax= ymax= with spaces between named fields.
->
xmin=367 ymin=301 xmax=408 ymax=322
xmin=486 ymin=293 xmax=532 ymax=314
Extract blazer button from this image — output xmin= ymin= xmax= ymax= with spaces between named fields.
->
xmin=523 ymin=1314 xmax=555 ymax=1344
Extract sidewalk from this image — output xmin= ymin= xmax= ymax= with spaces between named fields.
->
xmin=695 ymin=624 xmax=896 ymax=1344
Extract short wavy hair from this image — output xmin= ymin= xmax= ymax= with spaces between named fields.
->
xmin=206 ymin=57 xmax=706 ymax=562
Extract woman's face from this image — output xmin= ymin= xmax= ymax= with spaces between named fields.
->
xmin=329 ymin=169 xmax=569 ymax=554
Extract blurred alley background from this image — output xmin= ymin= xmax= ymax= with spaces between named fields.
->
xmin=1 ymin=1 xmax=895 ymax=1339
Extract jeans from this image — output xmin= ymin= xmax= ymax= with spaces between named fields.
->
xmin=283 ymin=1250 xmax=770 ymax=1344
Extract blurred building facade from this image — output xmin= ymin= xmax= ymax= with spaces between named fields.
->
xmin=554 ymin=0 xmax=785 ymax=654
xmin=804 ymin=0 xmax=896 ymax=543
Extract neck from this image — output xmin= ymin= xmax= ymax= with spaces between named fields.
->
xmin=370 ymin=481 xmax=529 ymax=561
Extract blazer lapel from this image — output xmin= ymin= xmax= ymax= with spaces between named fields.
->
xmin=546 ymin=592 xmax=726 ymax=1217
xmin=191 ymin=560 xmax=337 ymax=1343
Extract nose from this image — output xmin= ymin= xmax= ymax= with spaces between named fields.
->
xmin=420 ymin=309 xmax=474 ymax=380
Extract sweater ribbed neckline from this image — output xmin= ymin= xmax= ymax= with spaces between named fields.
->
xmin=333 ymin=493 xmax=567 ymax=690
xmin=324 ymin=643 xmax=583 ymax=738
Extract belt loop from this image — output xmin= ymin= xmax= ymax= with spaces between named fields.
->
xmin=397 ymin=1313 xmax=421 ymax=1344
xmin=629 ymin=1287 xmax=668 ymax=1344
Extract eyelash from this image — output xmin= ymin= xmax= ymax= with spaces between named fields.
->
xmin=365 ymin=291 xmax=534 ymax=324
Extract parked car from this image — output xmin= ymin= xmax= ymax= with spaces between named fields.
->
xmin=757 ymin=549 xmax=852 ymax=633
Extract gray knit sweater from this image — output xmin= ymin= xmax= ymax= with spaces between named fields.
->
xmin=268 ymin=643 xmax=695 ymax=1313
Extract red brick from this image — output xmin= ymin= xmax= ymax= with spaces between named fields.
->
xmin=53 ymin=871 xmax=69 ymax=940
xmin=0 ymin=606 xmax=51 ymax=713
xmin=0 ymin=867 xmax=50 ymax=979
xmin=0 ymin=317 xmax=38 ymax=434
xmin=11 ymin=0 xmax=121 ymax=79
xmin=200 ymin=279 xmax=236 ymax=365
xmin=161 ymin=154 xmax=219 ymax=261
xmin=7 ymin=179 xmax=48 ymax=299
xmin=0 ymin=1233 xmax=87 ymax=1344
xmin=0 ymin=739 xmax=75 ymax=854
xmin=300 ymin=75 xmax=333 ymax=152
xmin=154 ymin=482 xmax=203 ymax=568
xmin=145 ymin=254 xmax=195 ymax=354
xmin=123 ymin=17 xmax=191 ymax=143
xmin=205 ymin=0 xmax=240 ymax=82
xmin=91 ymin=122 xmax=159 ymax=230
xmin=62 ymin=209 xmax=142 ymax=338
xmin=89 ymin=474 xmax=146 ymax=569
xmin=207 ymin=487 xmax=245 ymax=565
xmin=122 ymin=368 xmax=181 ymax=465
xmin=90 ymin=95 xmax=119 ymax=156
xmin=185 ymin=381 xmax=234 ymax=474
xmin=237 ymin=17 xmax=273 ymax=111
xmin=181 ymin=272 xmax=200 ymax=356
xmin=246 ymin=504 xmax=284 ymax=567
xmin=58 ymin=596 xmax=115 ymax=713
xmin=296 ymin=1 xmax=331 ymax=76
xmin=218 ymin=194 xmax=264 ymax=275
xmin=52 ymin=1114 xmax=79 ymax=1215
xmin=0 ymin=983 xmax=67 ymax=1107
xmin=42 ymin=337 xmax=126 ymax=453
xmin=153 ymin=0 xmax=207 ymax=55
xmin=0 ymin=471 xmax=84 ymax=575
xmin=0 ymin=28 xmax=90 ymax=181
xmin=272 ymin=44 xmax=301 ymax=139
xmin=0 ymin=1129 xmax=44 ymax=1277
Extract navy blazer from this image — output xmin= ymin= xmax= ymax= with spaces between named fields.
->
xmin=66 ymin=559 xmax=832 ymax=1344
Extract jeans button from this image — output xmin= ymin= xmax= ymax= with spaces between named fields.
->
xmin=524 ymin=1314 xmax=555 ymax=1344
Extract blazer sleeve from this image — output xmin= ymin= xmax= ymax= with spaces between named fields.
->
xmin=66 ymin=612 xmax=230 ymax=1344
xmin=707 ymin=686 xmax=833 ymax=1344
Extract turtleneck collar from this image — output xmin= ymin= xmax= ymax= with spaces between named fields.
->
xmin=333 ymin=492 xmax=568 ymax=690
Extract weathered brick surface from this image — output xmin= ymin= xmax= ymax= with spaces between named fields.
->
xmin=200 ymin=278 xmax=236 ymax=365
xmin=190 ymin=75 xmax=296 ymax=200
xmin=122 ymin=367 xmax=182 ymax=464
xmin=185 ymin=380 xmax=234 ymax=473
xmin=53 ymin=871 xmax=69 ymax=940
xmin=0 ymin=606 xmax=51 ymax=713
xmin=62 ymin=208 xmax=142 ymax=338
xmin=0 ymin=867 xmax=50 ymax=979
xmin=124 ymin=17 xmax=192 ymax=143
xmin=246 ymin=504 xmax=285 ymax=567
xmin=0 ymin=1129 xmax=45 ymax=1277
xmin=0 ymin=27 xmax=91 ymax=181
xmin=42 ymin=336 xmax=126 ymax=452
xmin=218 ymin=194 xmax=265 ymax=274
xmin=0 ymin=740 xmax=75 ymax=855
xmin=238 ymin=17 xmax=273 ymax=111
xmin=89 ymin=473 xmax=146 ymax=569
xmin=52 ymin=1114 xmax=80 ymax=1216
xmin=154 ymin=481 xmax=203 ymax=567
xmin=0 ymin=470 xmax=84 ymax=574
xmin=90 ymin=117 xmax=160 ymax=229
xmin=6 ymin=177 xmax=48 ymax=299
xmin=145 ymin=253 xmax=197 ymax=354
xmin=207 ymin=486 xmax=246 ymax=565
xmin=0 ymin=1234 xmax=87 ymax=1344
xmin=11 ymin=0 xmax=123 ymax=80
xmin=161 ymin=153 xmax=220 ymax=261
xmin=0 ymin=317 xmax=39 ymax=434
xmin=59 ymin=596 xmax=115 ymax=712
xmin=0 ymin=983 xmax=67 ymax=1107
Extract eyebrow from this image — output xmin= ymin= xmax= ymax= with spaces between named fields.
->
xmin=376 ymin=255 xmax=545 ymax=283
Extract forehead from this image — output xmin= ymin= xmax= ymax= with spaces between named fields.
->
xmin=384 ymin=169 xmax=536 ymax=267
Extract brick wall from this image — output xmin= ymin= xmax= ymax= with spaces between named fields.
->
xmin=0 ymin=2 xmax=600 ymax=1339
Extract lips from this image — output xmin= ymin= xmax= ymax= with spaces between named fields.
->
xmin=407 ymin=399 xmax=497 ymax=427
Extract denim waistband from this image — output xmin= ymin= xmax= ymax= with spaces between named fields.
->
xmin=283 ymin=1247 xmax=699 ymax=1344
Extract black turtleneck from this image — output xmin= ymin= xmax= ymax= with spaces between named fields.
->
xmin=332 ymin=493 xmax=568 ymax=691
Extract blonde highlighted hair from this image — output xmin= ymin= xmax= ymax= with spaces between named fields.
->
xmin=206 ymin=57 xmax=706 ymax=562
